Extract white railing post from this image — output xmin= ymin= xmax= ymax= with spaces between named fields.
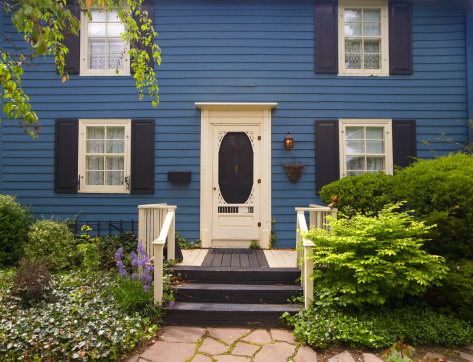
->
xmin=153 ymin=241 xmax=164 ymax=305
xmin=303 ymin=245 xmax=314 ymax=308
xmin=167 ymin=208 xmax=176 ymax=260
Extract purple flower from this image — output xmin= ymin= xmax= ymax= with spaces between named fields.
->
xmin=114 ymin=247 xmax=123 ymax=260
xmin=131 ymin=273 xmax=137 ymax=280
xmin=138 ymin=242 xmax=147 ymax=256
xmin=143 ymin=284 xmax=150 ymax=292
xmin=169 ymin=301 xmax=175 ymax=307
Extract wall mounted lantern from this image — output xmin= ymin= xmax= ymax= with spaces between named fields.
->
xmin=284 ymin=132 xmax=294 ymax=149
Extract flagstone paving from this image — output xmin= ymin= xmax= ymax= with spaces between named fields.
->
xmin=129 ymin=326 xmax=473 ymax=362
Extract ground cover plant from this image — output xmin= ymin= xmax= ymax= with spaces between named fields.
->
xmin=0 ymin=224 xmax=168 ymax=360
xmin=281 ymin=301 xmax=473 ymax=349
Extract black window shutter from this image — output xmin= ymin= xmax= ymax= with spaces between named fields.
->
xmin=314 ymin=0 xmax=338 ymax=74
xmin=315 ymin=120 xmax=339 ymax=194
xmin=131 ymin=0 xmax=155 ymax=72
xmin=389 ymin=1 xmax=413 ymax=75
xmin=131 ymin=119 xmax=155 ymax=194
xmin=55 ymin=119 xmax=78 ymax=193
xmin=392 ymin=120 xmax=416 ymax=170
xmin=61 ymin=4 xmax=81 ymax=74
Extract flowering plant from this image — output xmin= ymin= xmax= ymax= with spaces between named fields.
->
xmin=107 ymin=243 xmax=158 ymax=318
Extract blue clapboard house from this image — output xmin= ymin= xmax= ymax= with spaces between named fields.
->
xmin=0 ymin=0 xmax=472 ymax=249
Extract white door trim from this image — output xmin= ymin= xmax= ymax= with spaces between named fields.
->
xmin=196 ymin=102 xmax=277 ymax=249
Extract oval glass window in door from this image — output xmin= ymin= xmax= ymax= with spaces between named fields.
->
xmin=218 ymin=132 xmax=253 ymax=204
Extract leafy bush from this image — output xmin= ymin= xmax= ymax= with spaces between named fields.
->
xmin=24 ymin=219 xmax=76 ymax=271
xmin=302 ymin=203 xmax=448 ymax=305
xmin=96 ymin=232 xmax=138 ymax=270
xmin=0 ymin=195 xmax=33 ymax=267
xmin=0 ymin=271 xmax=159 ymax=360
xmin=281 ymin=302 xmax=473 ymax=349
xmin=427 ymin=260 xmax=473 ymax=323
xmin=392 ymin=153 xmax=473 ymax=260
xmin=320 ymin=172 xmax=395 ymax=217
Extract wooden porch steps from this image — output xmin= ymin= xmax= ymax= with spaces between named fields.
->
xmin=164 ymin=266 xmax=303 ymax=327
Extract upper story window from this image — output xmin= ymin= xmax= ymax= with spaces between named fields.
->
xmin=338 ymin=0 xmax=389 ymax=76
xmin=339 ymin=119 xmax=393 ymax=177
xmin=80 ymin=10 xmax=130 ymax=76
xmin=78 ymin=119 xmax=131 ymax=193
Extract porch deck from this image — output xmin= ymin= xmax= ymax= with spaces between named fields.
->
xmin=180 ymin=248 xmax=297 ymax=268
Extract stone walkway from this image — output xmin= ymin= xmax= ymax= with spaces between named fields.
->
xmin=126 ymin=327 xmax=473 ymax=362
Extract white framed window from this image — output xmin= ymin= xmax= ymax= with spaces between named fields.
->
xmin=339 ymin=119 xmax=393 ymax=177
xmin=338 ymin=0 xmax=389 ymax=76
xmin=78 ymin=120 xmax=131 ymax=193
xmin=80 ymin=9 xmax=130 ymax=76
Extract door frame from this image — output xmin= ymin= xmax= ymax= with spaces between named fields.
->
xmin=196 ymin=103 xmax=277 ymax=248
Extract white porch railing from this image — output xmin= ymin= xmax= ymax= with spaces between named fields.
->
xmin=137 ymin=204 xmax=176 ymax=305
xmin=295 ymin=205 xmax=338 ymax=308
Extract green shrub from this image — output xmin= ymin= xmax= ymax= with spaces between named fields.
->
xmin=320 ymin=172 xmax=395 ymax=217
xmin=281 ymin=302 xmax=473 ymax=349
xmin=427 ymin=260 xmax=473 ymax=323
xmin=0 ymin=195 xmax=33 ymax=267
xmin=392 ymin=153 xmax=473 ymax=260
xmin=12 ymin=259 xmax=53 ymax=304
xmin=303 ymin=203 xmax=448 ymax=305
xmin=96 ymin=232 xmax=138 ymax=270
xmin=24 ymin=219 xmax=75 ymax=271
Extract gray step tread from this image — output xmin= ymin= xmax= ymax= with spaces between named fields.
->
xmin=175 ymin=283 xmax=302 ymax=291
xmin=164 ymin=302 xmax=302 ymax=313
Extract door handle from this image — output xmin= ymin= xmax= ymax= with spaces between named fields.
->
xmin=213 ymin=187 xmax=216 ymax=190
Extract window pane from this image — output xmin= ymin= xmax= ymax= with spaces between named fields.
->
xmin=364 ymin=23 xmax=380 ymax=36
xmin=108 ymin=40 xmax=125 ymax=54
xmin=367 ymin=157 xmax=384 ymax=170
xmin=87 ymin=140 xmax=104 ymax=153
xmin=108 ymin=10 xmax=120 ymax=22
xmin=107 ymin=127 xmax=125 ymax=139
xmin=366 ymin=127 xmax=384 ymax=139
xmin=87 ymin=171 xmax=104 ymax=185
xmin=90 ymin=40 xmax=105 ymax=54
xmin=90 ymin=54 xmax=105 ymax=69
xmin=345 ymin=23 xmax=361 ymax=36
xmin=364 ymin=54 xmax=380 ymax=69
xmin=347 ymin=171 xmax=365 ymax=176
xmin=91 ymin=10 xmax=106 ymax=22
xmin=366 ymin=140 xmax=384 ymax=153
xmin=87 ymin=127 xmax=104 ymax=139
xmin=344 ymin=9 xmax=361 ymax=22
xmin=106 ymin=140 xmax=124 ymax=153
xmin=345 ymin=38 xmax=361 ymax=53
xmin=346 ymin=126 xmax=364 ymax=139
xmin=106 ymin=171 xmax=124 ymax=185
xmin=87 ymin=156 xmax=104 ymax=170
xmin=346 ymin=156 xmax=365 ymax=170
xmin=108 ymin=54 xmax=125 ymax=70
xmin=364 ymin=39 xmax=380 ymax=54
xmin=107 ymin=23 xmax=124 ymax=36
xmin=363 ymin=10 xmax=380 ymax=22
xmin=106 ymin=156 xmax=124 ymax=170
xmin=89 ymin=23 xmax=106 ymax=37
xmin=345 ymin=54 xmax=361 ymax=69
xmin=346 ymin=141 xmax=364 ymax=154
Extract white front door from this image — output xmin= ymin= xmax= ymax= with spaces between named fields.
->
xmin=211 ymin=125 xmax=260 ymax=243
xmin=197 ymin=103 xmax=276 ymax=249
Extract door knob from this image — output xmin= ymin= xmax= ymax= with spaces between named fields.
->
xmin=213 ymin=187 xmax=216 ymax=190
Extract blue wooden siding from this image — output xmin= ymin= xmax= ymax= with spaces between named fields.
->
xmin=0 ymin=0 xmax=470 ymax=247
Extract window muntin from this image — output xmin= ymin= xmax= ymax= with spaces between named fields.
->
xmin=79 ymin=120 xmax=131 ymax=193
xmin=339 ymin=119 xmax=393 ymax=177
xmin=338 ymin=0 xmax=389 ymax=76
xmin=80 ymin=10 xmax=130 ymax=76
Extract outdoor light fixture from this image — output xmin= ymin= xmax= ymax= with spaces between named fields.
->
xmin=284 ymin=132 xmax=294 ymax=149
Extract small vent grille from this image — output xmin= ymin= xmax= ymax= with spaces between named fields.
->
xmin=218 ymin=206 xmax=254 ymax=214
